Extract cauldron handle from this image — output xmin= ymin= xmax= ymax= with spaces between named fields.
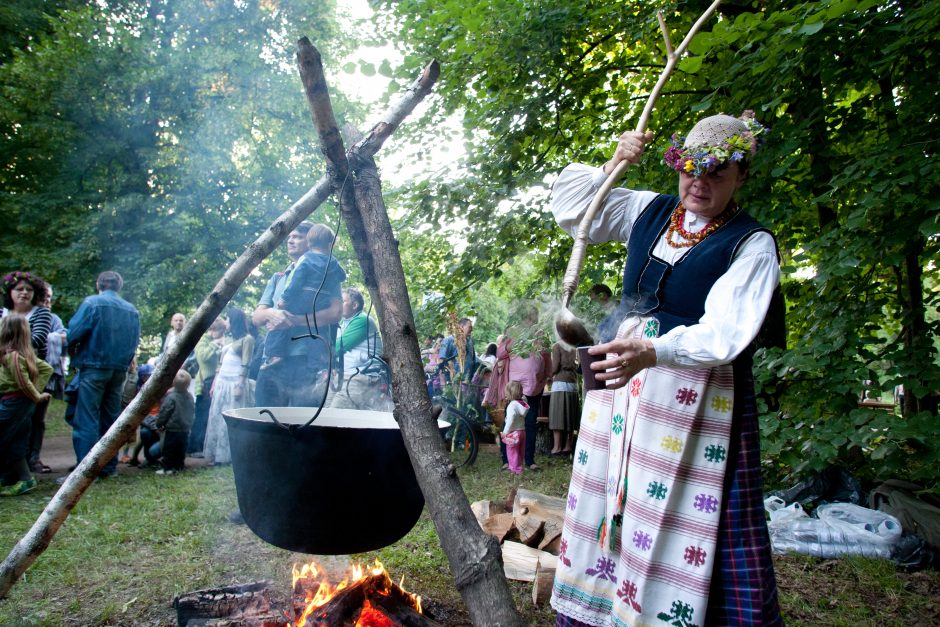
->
xmin=258 ymin=406 xmax=325 ymax=436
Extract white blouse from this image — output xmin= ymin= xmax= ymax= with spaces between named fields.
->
xmin=551 ymin=163 xmax=780 ymax=368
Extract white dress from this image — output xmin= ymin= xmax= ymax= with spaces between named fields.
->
xmin=203 ymin=340 xmax=254 ymax=464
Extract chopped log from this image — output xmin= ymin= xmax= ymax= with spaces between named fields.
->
xmin=173 ymin=581 xmax=280 ymax=626
xmin=513 ymin=488 xmax=566 ymax=521
xmin=470 ymin=499 xmax=508 ymax=526
xmin=500 ymin=541 xmax=558 ymax=583
xmin=538 ymin=521 xmax=564 ymax=553
xmin=481 ymin=512 xmax=516 ymax=543
xmin=540 ymin=533 xmax=563 ymax=555
xmin=531 ymin=558 xmax=556 ymax=607
xmin=515 ymin=514 xmax=545 ymax=548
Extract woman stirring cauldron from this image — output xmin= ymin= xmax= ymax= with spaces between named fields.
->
xmin=550 ymin=113 xmax=783 ymax=626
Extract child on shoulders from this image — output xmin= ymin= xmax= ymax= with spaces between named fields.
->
xmin=263 ymin=223 xmax=346 ymax=369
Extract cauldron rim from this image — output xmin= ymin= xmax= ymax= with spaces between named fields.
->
xmin=224 ymin=406 xmax=449 ymax=430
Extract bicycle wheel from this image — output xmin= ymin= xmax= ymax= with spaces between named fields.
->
xmin=442 ymin=410 xmax=478 ymax=468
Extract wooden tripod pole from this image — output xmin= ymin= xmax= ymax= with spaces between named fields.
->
xmin=560 ymin=0 xmax=722 ymax=310
xmin=0 ymin=55 xmax=441 ymax=600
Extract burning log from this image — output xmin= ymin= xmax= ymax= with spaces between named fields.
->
xmin=173 ymin=581 xmax=281 ymax=626
xmin=297 ymin=572 xmax=439 ymax=627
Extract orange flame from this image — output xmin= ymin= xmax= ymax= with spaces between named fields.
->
xmin=288 ymin=559 xmax=421 ymax=627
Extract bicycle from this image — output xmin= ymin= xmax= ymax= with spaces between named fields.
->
xmin=430 ymin=373 xmax=490 ymax=468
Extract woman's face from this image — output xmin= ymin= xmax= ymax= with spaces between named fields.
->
xmin=11 ymin=281 xmax=35 ymax=311
xmin=678 ymin=164 xmax=745 ymax=219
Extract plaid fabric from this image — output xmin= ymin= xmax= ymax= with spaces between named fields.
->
xmin=704 ymin=358 xmax=783 ymax=625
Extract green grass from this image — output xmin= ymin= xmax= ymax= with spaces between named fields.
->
xmin=1 ymin=441 xmax=938 ymax=625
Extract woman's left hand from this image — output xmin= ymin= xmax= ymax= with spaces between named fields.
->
xmin=588 ymin=338 xmax=656 ymax=390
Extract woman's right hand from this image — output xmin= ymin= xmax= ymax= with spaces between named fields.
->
xmin=603 ymin=130 xmax=655 ymax=175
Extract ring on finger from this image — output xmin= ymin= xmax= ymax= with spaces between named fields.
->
xmin=620 ymin=356 xmax=630 ymax=368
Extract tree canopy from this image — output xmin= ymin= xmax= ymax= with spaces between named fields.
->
xmin=371 ymin=0 xmax=940 ymax=488
xmin=0 ymin=0 xmax=937 ymax=488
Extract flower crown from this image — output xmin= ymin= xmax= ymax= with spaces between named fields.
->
xmin=662 ymin=114 xmax=767 ymax=178
xmin=2 ymin=271 xmax=37 ymax=292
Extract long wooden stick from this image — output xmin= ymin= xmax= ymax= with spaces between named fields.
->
xmin=297 ymin=38 xmax=521 ymax=625
xmin=0 ymin=57 xmax=441 ymax=599
xmin=560 ymin=0 xmax=722 ymax=307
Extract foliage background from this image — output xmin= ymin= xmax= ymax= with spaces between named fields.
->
xmin=1 ymin=0 xmax=938 ymax=488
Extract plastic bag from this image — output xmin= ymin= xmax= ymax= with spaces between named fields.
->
xmin=816 ymin=502 xmax=902 ymax=548
xmin=767 ymin=502 xmax=902 ymax=560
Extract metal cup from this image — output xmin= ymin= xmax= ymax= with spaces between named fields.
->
xmin=578 ymin=346 xmax=604 ymax=391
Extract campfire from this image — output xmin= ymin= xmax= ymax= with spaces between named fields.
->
xmin=174 ymin=559 xmax=439 ymax=627
xmin=290 ymin=559 xmax=424 ymax=627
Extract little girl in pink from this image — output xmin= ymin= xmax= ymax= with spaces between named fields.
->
xmin=501 ymin=380 xmax=527 ymax=474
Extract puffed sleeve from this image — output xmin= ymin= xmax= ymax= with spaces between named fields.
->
xmin=551 ymin=163 xmax=659 ymax=244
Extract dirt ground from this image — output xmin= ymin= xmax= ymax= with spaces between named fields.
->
xmin=35 ymin=433 xmax=212 ymax=480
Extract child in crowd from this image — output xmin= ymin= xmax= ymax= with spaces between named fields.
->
xmin=155 ymin=370 xmax=195 ymax=475
xmin=128 ymin=363 xmax=162 ymax=467
xmin=501 ymin=380 xmax=527 ymax=475
xmin=0 ymin=314 xmax=52 ymax=496
xmin=262 ymin=223 xmax=346 ymax=369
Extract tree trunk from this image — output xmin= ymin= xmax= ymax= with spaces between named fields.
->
xmin=297 ymin=37 xmax=522 ymax=626
xmin=0 ymin=52 xmax=441 ymax=600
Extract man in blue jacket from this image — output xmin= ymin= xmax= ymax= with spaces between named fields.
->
xmin=67 ymin=271 xmax=140 ymax=477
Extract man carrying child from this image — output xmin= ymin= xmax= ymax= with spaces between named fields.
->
xmin=252 ymin=222 xmax=344 ymax=407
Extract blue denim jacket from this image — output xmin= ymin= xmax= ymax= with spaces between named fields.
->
xmin=67 ymin=290 xmax=141 ymax=370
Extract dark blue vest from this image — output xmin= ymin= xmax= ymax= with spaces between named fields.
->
xmin=618 ymin=194 xmax=774 ymax=336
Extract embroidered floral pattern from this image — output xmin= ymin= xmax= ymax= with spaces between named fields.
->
xmin=647 ymin=481 xmax=668 ymax=500
xmin=567 ymin=493 xmax=578 ymax=511
xmin=585 ymin=557 xmax=618 ymax=582
xmin=633 ymin=530 xmax=653 ymax=551
xmin=630 ymin=378 xmax=642 ymax=397
xmin=657 ymin=599 xmax=699 ymax=627
xmin=693 ymin=493 xmax=719 ymax=514
xmin=683 ymin=545 xmax=707 ymax=567
xmin=617 ymin=579 xmax=643 ymax=613
xmin=675 ymin=387 xmax=698 ymax=406
xmin=704 ymin=444 xmax=726 ymax=463
xmin=578 ymin=449 xmax=588 ymax=465
xmin=660 ymin=435 xmax=684 ymax=453
xmin=558 ymin=538 xmax=572 ymax=567
xmin=611 ymin=413 xmax=624 ymax=435
xmin=643 ymin=318 xmax=660 ymax=338
xmin=710 ymin=395 xmax=732 ymax=413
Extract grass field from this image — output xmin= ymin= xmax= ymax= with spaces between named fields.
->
xmin=0 ymin=405 xmax=937 ymax=625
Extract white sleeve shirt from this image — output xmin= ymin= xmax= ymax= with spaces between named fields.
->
xmin=551 ymin=163 xmax=781 ymax=368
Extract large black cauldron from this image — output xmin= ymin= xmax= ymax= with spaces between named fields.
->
xmin=224 ymin=407 xmax=440 ymax=555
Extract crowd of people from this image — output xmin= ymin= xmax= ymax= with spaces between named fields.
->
xmin=421 ymin=307 xmax=588 ymax=474
xmin=0 ymin=220 xmax=389 ymax=495
xmin=1 ymin=109 xmax=796 ymax=624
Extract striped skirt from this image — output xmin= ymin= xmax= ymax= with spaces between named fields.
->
xmin=551 ymin=317 xmax=782 ymax=626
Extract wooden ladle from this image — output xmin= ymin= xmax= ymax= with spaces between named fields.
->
xmin=555 ymin=1 xmax=722 ymax=348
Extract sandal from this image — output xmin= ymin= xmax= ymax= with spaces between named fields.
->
xmin=31 ymin=462 xmax=52 ymax=474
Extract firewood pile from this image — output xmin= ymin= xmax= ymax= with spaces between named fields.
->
xmin=470 ymin=487 xmax=566 ymax=606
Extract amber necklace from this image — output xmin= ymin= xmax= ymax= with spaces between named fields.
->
xmin=665 ymin=201 xmax=737 ymax=249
